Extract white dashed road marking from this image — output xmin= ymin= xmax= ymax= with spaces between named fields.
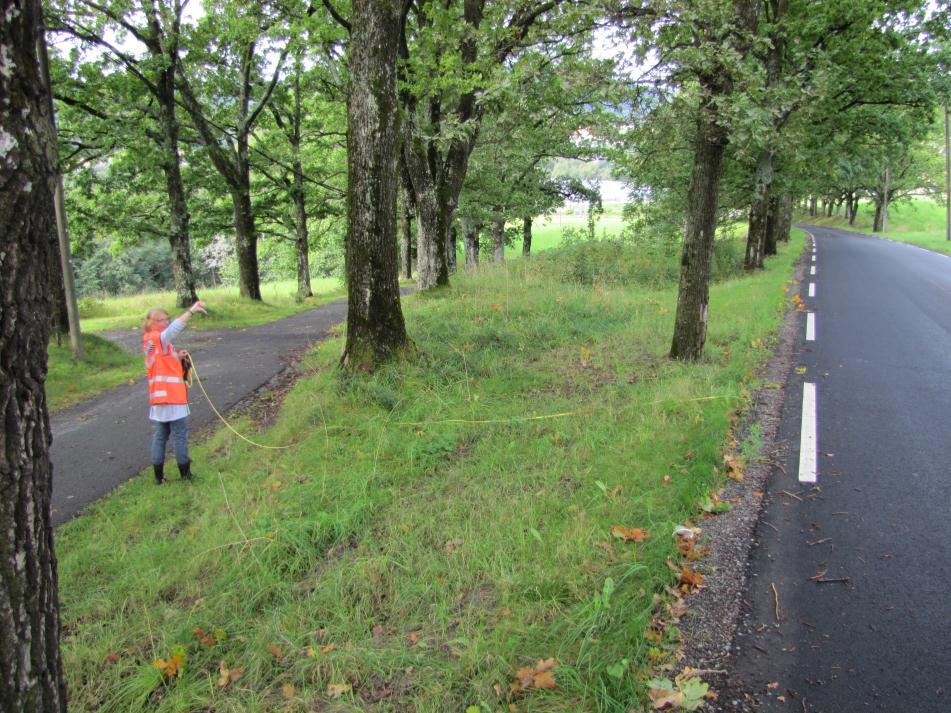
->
xmin=799 ymin=383 xmax=818 ymax=483
xmin=809 ymin=283 xmax=815 ymax=297
xmin=806 ymin=312 xmax=815 ymax=341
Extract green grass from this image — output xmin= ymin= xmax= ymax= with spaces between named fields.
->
xmin=78 ymin=277 xmax=348 ymax=333
xmin=56 ymin=232 xmax=802 ymax=712
xmin=804 ymin=197 xmax=949 ymax=254
xmin=528 ymin=207 xmax=626 ymax=256
xmin=47 ymin=334 xmax=142 ymax=411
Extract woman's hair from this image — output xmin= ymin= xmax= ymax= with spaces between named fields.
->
xmin=143 ymin=308 xmax=169 ymax=333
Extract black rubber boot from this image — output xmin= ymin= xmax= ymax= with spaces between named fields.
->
xmin=153 ymin=463 xmax=165 ymax=485
xmin=178 ymin=461 xmax=193 ymax=481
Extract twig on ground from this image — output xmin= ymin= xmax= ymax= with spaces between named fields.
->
xmin=781 ymin=490 xmax=803 ymax=501
xmin=772 ymin=582 xmax=781 ymax=622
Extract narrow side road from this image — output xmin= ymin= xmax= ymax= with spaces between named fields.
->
xmin=729 ymin=226 xmax=951 ymax=711
xmin=51 ymin=297 xmax=357 ymax=525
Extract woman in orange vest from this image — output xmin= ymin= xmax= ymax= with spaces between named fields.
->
xmin=142 ymin=300 xmax=207 ymax=484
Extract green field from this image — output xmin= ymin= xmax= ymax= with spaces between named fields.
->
xmin=804 ymin=197 xmax=949 ymax=253
xmin=528 ymin=207 xmax=627 ymax=254
xmin=56 ymin=231 xmax=803 ymax=712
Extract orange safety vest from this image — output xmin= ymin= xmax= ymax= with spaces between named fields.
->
xmin=142 ymin=330 xmax=188 ymax=405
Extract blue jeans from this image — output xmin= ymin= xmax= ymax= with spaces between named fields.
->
xmin=151 ymin=417 xmax=190 ymax=466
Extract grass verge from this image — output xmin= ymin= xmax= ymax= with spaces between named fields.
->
xmin=802 ymin=197 xmax=948 ymax=254
xmin=57 ymin=232 xmax=803 ymax=712
xmin=47 ymin=334 xmax=142 ymax=412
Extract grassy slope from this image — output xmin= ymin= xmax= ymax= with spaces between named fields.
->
xmin=57 ymin=232 xmax=803 ymax=713
xmin=804 ymin=197 xmax=948 ymax=253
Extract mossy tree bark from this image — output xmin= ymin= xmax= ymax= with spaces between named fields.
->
xmin=0 ymin=0 xmax=68 ymax=709
xmin=340 ymin=0 xmax=408 ymax=369
xmin=670 ymin=92 xmax=730 ymax=361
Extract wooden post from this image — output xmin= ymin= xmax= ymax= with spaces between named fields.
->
xmin=37 ymin=26 xmax=84 ymax=360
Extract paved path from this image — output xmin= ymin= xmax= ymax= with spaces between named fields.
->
xmin=50 ymin=297 xmax=353 ymax=526
xmin=729 ymin=227 xmax=951 ymax=711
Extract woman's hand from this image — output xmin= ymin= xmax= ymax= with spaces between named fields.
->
xmin=189 ymin=300 xmax=207 ymax=315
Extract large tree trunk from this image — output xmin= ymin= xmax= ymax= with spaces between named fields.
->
xmin=809 ymin=195 xmax=817 ymax=216
xmin=670 ymin=99 xmax=728 ymax=361
xmin=744 ymin=150 xmax=773 ymax=270
xmin=779 ymin=194 xmax=793 ymax=242
xmin=448 ymin=223 xmax=458 ymax=274
xmin=873 ymin=201 xmax=883 ymax=232
xmin=398 ymin=0 xmax=483 ymax=292
xmin=764 ymin=194 xmax=780 ymax=256
xmin=462 ymin=217 xmax=479 ymax=272
xmin=0 ymin=0 xmax=68 ymax=708
xmin=522 ymin=216 xmax=533 ymax=256
xmin=340 ymin=0 xmax=407 ymax=369
xmin=231 ymin=182 xmax=262 ymax=300
xmin=290 ymin=66 xmax=312 ymax=302
xmin=292 ymin=159 xmax=312 ymax=302
xmin=492 ymin=218 xmax=506 ymax=263
xmin=158 ymin=95 xmax=198 ymax=308
xmin=399 ymin=194 xmax=413 ymax=279
xmin=144 ymin=2 xmax=198 ymax=310
xmin=670 ymin=0 xmax=758 ymax=361
xmin=402 ymin=141 xmax=455 ymax=289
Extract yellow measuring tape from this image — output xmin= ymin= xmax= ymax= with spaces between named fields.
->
xmin=186 ymin=356 xmax=298 ymax=450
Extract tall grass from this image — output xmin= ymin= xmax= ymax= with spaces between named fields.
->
xmin=57 ymin=232 xmax=803 ymax=712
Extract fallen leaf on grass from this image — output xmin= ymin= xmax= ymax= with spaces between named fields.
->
xmin=268 ymin=645 xmax=285 ymax=660
xmin=611 ymin=526 xmax=649 ymax=543
xmin=104 ymin=652 xmax=121 ymax=664
xmin=217 ymin=661 xmax=243 ymax=688
xmin=281 ymin=683 xmax=296 ymax=699
xmin=153 ymin=651 xmax=185 ymax=679
xmin=327 ymin=683 xmax=351 ymax=698
xmin=509 ymin=658 xmax=557 ymax=696
xmin=192 ymin=627 xmax=214 ymax=647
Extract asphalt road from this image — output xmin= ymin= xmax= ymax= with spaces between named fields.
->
xmin=730 ymin=226 xmax=951 ymax=711
xmin=50 ymin=297 xmax=353 ymax=526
